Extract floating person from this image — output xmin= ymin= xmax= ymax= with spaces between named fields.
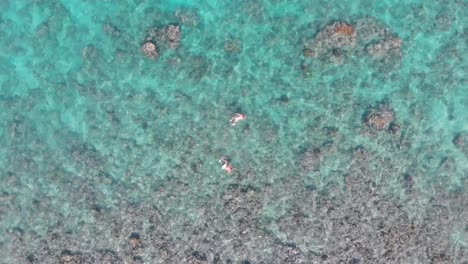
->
xmin=230 ymin=113 xmax=247 ymax=126
xmin=219 ymin=156 xmax=235 ymax=174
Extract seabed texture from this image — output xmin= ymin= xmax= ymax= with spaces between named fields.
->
xmin=0 ymin=0 xmax=467 ymax=263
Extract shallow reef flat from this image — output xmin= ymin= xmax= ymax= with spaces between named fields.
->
xmin=0 ymin=0 xmax=466 ymax=263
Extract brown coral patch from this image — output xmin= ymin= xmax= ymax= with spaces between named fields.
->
xmin=366 ymin=113 xmax=393 ymax=130
xmin=363 ymin=103 xmax=395 ymax=131
xmin=334 ymin=22 xmax=355 ymax=36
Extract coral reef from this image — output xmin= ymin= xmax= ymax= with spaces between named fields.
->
xmin=304 ymin=18 xmax=402 ymax=63
xmin=140 ymin=41 xmax=158 ymax=60
xmin=141 ymin=23 xmax=181 ymax=60
xmin=304 ymin=21 xmax=357 ymax=58
xmin=362 ymin=101 xmax=396 ymax=131
xmin=224 ymin=39 xmax=242 ymax=54
xmin=147 ymin=24 xmax=182 ymax=50
xmin=1 ymin=2 xmax=466 ymax=264
xmin=334 ymin=22 xmax=355 ymax=36
xmin=302 ymin=48 xmax=315 ymax=57
xmin=366 ymin=36 xmax=403 ymax=60
xmin=6 ymin=153 xmax=465 ymax=263
xmin=102 ymin=23 xmax=121 ymax=37
xmin=164 ymin=24 xmax=182 ymax=49
xmin=354 ymin=18 xmax=389 ymax=46
xmin=453 ymin=132 xmax=467 ymax=156
xmin=300 ymin=141 xmax=333 ymax=172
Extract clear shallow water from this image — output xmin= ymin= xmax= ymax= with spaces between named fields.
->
xmin=0 ymin=0 xmax=467 ymax=263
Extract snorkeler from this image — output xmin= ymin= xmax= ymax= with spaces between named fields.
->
xmin=219 ymin=156 xmax=235 ymax=174
xmin=230 ymin=113 xmax=247 ymax=126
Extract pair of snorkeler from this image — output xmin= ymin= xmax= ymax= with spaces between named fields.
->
xmin=218 ymin=113 xmax=247 ymax=174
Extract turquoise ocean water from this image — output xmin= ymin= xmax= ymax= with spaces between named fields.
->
xmin=0 ymin=0 xmax=467 ymax=263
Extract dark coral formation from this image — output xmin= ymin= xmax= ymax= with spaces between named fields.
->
xmin=102 ymin=23 xmax=121 ymax=37
xmin=362 ymin=101 xmax=396 ymax=131
xmin=366 ymin=36 xmax=403 ymax=60
xmin=128 ymin=232 xmax=141 ymax=250
xmin=141 ymin=23 xmax=181 ymax=60
xmin=275 ymin=146 xmax=467 ymax=263
xmin=304 ymin=21 xmax=357 ymax=58
xmin=3 ymin=140 xmax=466 ymax=263
xmin=355 ymin=18 xmax=390 ymax=46
xmin=300 ymin=141 xmax=334 ymax=172
xmin=5 ymin=152 xmax=464 ymax=263
xmin=164 ymin=24 xmax=182 ymax=49
xmin=224 ymin=39 xmax=242 ymax=54
xmin=140 ymin=41 xmax=158 ymax=60
xmin=434 ymin=12 xmax=454 ymax=31
xmin=302 ymin=48 xmax=315 ymax=57
xmin=304 ymin=18 xmax=402 ymax=63
xmin=58 ymin=249 xmax=122 ymax=264
xmin=453 ymin=132 xmax=468 ymax=156
xmin=356 ymin=18 xmax=403 ymax=61
xmin=147 ymin=24 xmax=182 ymax=50
xmin=453 ymin=132 xmax=465 ymax=149
xmin=388 ymin=122 xmax=400 ymax=134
